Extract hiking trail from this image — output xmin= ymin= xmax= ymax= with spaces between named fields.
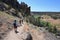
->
xmin=3 ymin=22 xmax=59 ymax=40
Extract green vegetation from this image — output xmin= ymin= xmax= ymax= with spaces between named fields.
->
xmin=33 ymin=15 xmax=40 ymax=18
xmin=27 ymin=15 xmax=51 ymax=27
xmin=26 ymin=15 xmax=58 ymax=34
xmin=52 ymin=26 xmax=57 ymax=34
xmin=50 ymin=14 xmax=60 ymax=19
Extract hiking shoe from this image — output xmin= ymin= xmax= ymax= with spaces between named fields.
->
xmin=15 ymin=31 xmax=19 ymax=33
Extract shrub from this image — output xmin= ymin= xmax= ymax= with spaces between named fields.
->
xmin=27 ymin=16 xmax=52 ymax=27
xmin=52 ymin=16 xmax=57 ymax=19
xmin=35 ymin=18 xmax=40 ymax=26
xmin=52 ymin=26 xmax=57 ymax=33
xmin=27 ymin=15 xmax=36 ymax=24
xmin=26 ymin=15 xmax=59 ymax=34
xmin=39 ymin=20 xmax=47 ymax=27
xmin=46 ymin=22 xmax=52 ymax=32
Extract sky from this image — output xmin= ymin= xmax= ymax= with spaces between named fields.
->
xmin=17 ymin=0 xmax=60 ymax=12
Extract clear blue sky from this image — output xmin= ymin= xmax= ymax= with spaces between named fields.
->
xmin=17 ymin=0 xmax=60 ymax=12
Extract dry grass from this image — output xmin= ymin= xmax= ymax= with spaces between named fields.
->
xmin=0 ymin=11 xmax=20 ymax=31
xmin=0 ymin=11 xmax=20 ymax=40
xmin=41 ymin=15 xmax=60 ymax=30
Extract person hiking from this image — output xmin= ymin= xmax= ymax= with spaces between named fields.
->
xmin=13 ymin=20 xmax=19 ymax=33
xmin=21 ymin=19 xmax=23 ymax=24
xmin=19 ymin=19 xmax=23 ymax=26
xmin=19 ymin=19 xmax=21 ymax=25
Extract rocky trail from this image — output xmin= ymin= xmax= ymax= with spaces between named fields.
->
xmin=3 ymin=22 xmax=59 ymax=40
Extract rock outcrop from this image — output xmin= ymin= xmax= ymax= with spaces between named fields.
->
xmin=23 ymin=32 xmax=32 ymax=40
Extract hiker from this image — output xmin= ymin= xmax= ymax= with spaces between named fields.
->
xmin=19 ymin=19 xmax=21 ymax=26
xmin=19 ymin=19 xmax=23 ymax=26
xmin=21 ymin=19 xmax=23 ymax=24
xmin=13 ymin=20 xmax=18 ymax=33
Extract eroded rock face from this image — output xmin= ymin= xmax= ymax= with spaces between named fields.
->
xmin=0 ymin=3 xmax=6 ymax=11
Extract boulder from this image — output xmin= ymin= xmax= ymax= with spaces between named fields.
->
xmin=22 ymin=32 xmax=33 ymax=40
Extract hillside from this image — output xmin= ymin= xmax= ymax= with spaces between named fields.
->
xmin=2 ymin=22 xmax=60 ymax=40
xmin=0 ymin=0 xmax=31 ymax=18
xmin=0 ymin=0 xmax=20 ymax=11
xmin=0 ymin=0 xmax=60 ymax=40
xmin=0 ymin=11 xmax=20 ymax=40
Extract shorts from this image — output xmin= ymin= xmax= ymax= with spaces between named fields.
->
xmin=14 ymin=26 xmax=17 ymax=28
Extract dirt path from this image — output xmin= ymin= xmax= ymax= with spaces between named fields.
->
xmin=3 ymin=22 xmax=59 ymax=40
xmin=4 ymin=22 xmax=25 ymax=40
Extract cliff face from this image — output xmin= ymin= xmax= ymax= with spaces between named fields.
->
xmin=0 ymin=0 xmax=20 ymax=11
xmin=0 ymin=0 xmax=31 ymax=17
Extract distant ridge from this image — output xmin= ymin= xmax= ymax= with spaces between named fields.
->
xmin=31 ymin=11 xmax=60 ymax=15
